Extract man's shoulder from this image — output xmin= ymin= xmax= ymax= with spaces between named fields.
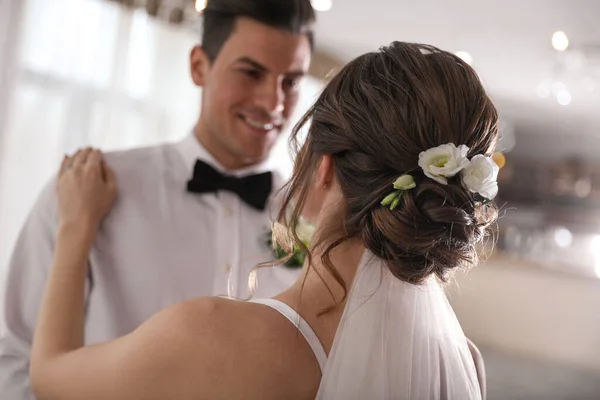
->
xmin=102 ymin=141 xmax=179 ymax=174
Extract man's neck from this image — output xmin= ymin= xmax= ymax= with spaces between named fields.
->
xmin=193 ymin=125 xmax=260 ymax=171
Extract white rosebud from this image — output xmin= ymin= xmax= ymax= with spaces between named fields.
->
xmin=393 ymin=174 xmax=416 ymax=191
xmin=461 ymin=154 xmax=499 ymax=200
xmin=418 ymin=143 xmax=470 ymax=185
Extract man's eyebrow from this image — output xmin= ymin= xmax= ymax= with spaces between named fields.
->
xmin=235 ymin=57 xmax=307 ymax=77
xmin=235 ymin=57 xmax=269 ymax=73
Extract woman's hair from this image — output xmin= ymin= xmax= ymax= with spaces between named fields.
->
xmin=278 ymin=42 xmax=499 ymax=295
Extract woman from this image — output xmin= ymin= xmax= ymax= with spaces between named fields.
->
xmin=31 ymin=42 xmax=499 ymax=399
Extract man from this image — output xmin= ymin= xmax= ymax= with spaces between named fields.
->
xmin=0 ymin=0 xmax=315 ymax=398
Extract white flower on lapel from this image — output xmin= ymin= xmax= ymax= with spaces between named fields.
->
xmin=271 ymin=221 xmax=295 ymax=254
xmin=461 ymin=154 xmax=499 ymax=200
xmin=418 ymin=143 xmax=470 ymax=185
xmin=296 ymin=219 xmax=315 ymax=243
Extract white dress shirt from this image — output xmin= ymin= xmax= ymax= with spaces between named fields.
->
xmin=0 ymin=133 xmax=299 ymax=399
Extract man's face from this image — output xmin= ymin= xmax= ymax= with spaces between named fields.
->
xmin=192 ymin=17 xmax=312 ymax=169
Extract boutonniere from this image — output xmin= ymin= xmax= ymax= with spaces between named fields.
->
xmin=266 ymin=219 xmax=314 ymax=268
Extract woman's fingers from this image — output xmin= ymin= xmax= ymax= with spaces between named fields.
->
xmin=59 ymin=155 xmax=72 ymax=176
xmin=71 ymin=148 xmax=93 ymax=168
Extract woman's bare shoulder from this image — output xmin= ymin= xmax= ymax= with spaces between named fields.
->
xmin=132 ymin=296 xmax=321 ymax=399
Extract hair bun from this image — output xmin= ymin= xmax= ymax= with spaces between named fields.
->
xmin=363 ymin=180 xmax=496 ymax=284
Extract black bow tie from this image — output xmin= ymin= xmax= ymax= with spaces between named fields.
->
xmin=187 ymin=160 xmax=272 ymax=211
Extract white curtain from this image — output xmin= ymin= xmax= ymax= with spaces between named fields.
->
xmin=0 ymin=0 xmax=323 ymax=282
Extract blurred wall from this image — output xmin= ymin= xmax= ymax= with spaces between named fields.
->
xmin=449 ymin=258 xmax=600 ymax=372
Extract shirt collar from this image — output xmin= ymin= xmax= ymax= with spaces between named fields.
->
xmin=174 ymin=132 xmax=276 ymax=177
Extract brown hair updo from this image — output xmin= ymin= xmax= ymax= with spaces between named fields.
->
xmin=278 ymin=42 xmax=499 ymax=292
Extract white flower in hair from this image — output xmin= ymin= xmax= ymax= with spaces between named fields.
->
xmin=418 ymin=143 xmax=470 ymax=185
xmin=461 ymin=154 xmax=499 ymax=200
xmin=381 ymin=174 xmax=416 ymax=210
xmin=392 ymin=174 xmax=416 ymax=190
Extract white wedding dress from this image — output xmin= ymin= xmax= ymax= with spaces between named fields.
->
xmin=255 ymin=250 xmax=483 ymax=399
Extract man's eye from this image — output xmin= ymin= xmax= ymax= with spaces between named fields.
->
xmin=283 ymin=78 xmax=301 ymax=91
xmin=242 ymin=69 xmax=261 ymax=80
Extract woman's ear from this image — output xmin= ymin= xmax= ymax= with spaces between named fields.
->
xmin=301 ymin=155 xmax=335 ymax=223
xmin=315 ymin=154 xmax=334 ymax=190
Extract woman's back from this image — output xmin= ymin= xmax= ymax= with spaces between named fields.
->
xmin=137 ymin=296 xmax=322 ymax=399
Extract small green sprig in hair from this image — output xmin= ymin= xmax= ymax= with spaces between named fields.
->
xmin=381 ymin=174 xmax=416 ymax=210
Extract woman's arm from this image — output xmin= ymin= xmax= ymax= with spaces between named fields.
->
xmin=28 ymin=149 xmax=273 ymax=400
xmin=28 ymin=149 xmax=187 ymax=400
xmin=30 ymin=221 xmax=93 ymax=366
xmin=31 ymin=149 xmax=115 ymax=365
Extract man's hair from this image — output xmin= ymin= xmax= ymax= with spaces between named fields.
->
xmin=201 ymin=0 xmax=316 ymax=61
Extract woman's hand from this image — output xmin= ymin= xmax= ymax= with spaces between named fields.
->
xmin=31 ymin=148 xmax=117 ymax=393
xmin=57 ymin=148 xmax=117 ymax=232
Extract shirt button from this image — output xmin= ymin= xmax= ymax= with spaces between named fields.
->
xmin=224 ymin=207 xmax=233 ymax=217
xmin=223 ymin=263 xmax=231 ymax=273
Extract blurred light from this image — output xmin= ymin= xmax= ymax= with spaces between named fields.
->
xmin=556 ymin=89 xmax=572 ymax=106
xmin=311 ymin=0 xmax=332 ymax=11
xmin=195 ymin=0 xmax=207 ymax=12
xmin=553 ymin=227 xmax=573 ymax=248
xmin=552 ymin=31 xmax=569 ymax=51
xmin=492 ymin=152 xmax=506 ymax=169
xmin=536 ymin=83 xmax=551 ymax=98
xmin=574 ymin=179 xmax=592 ymax=197
xmin=455 ymin=51 xmax=473 ymax=65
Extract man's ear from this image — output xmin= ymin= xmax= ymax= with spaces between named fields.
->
xmin=190 ymin=45 xmax=210 ymax=87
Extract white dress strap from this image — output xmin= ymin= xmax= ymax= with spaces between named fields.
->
xmin=250 ymin=298 xmax=327 ymax=372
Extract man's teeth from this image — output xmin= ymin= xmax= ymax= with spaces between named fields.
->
xmin=244 ymin=116 xmax=274 ymax=131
